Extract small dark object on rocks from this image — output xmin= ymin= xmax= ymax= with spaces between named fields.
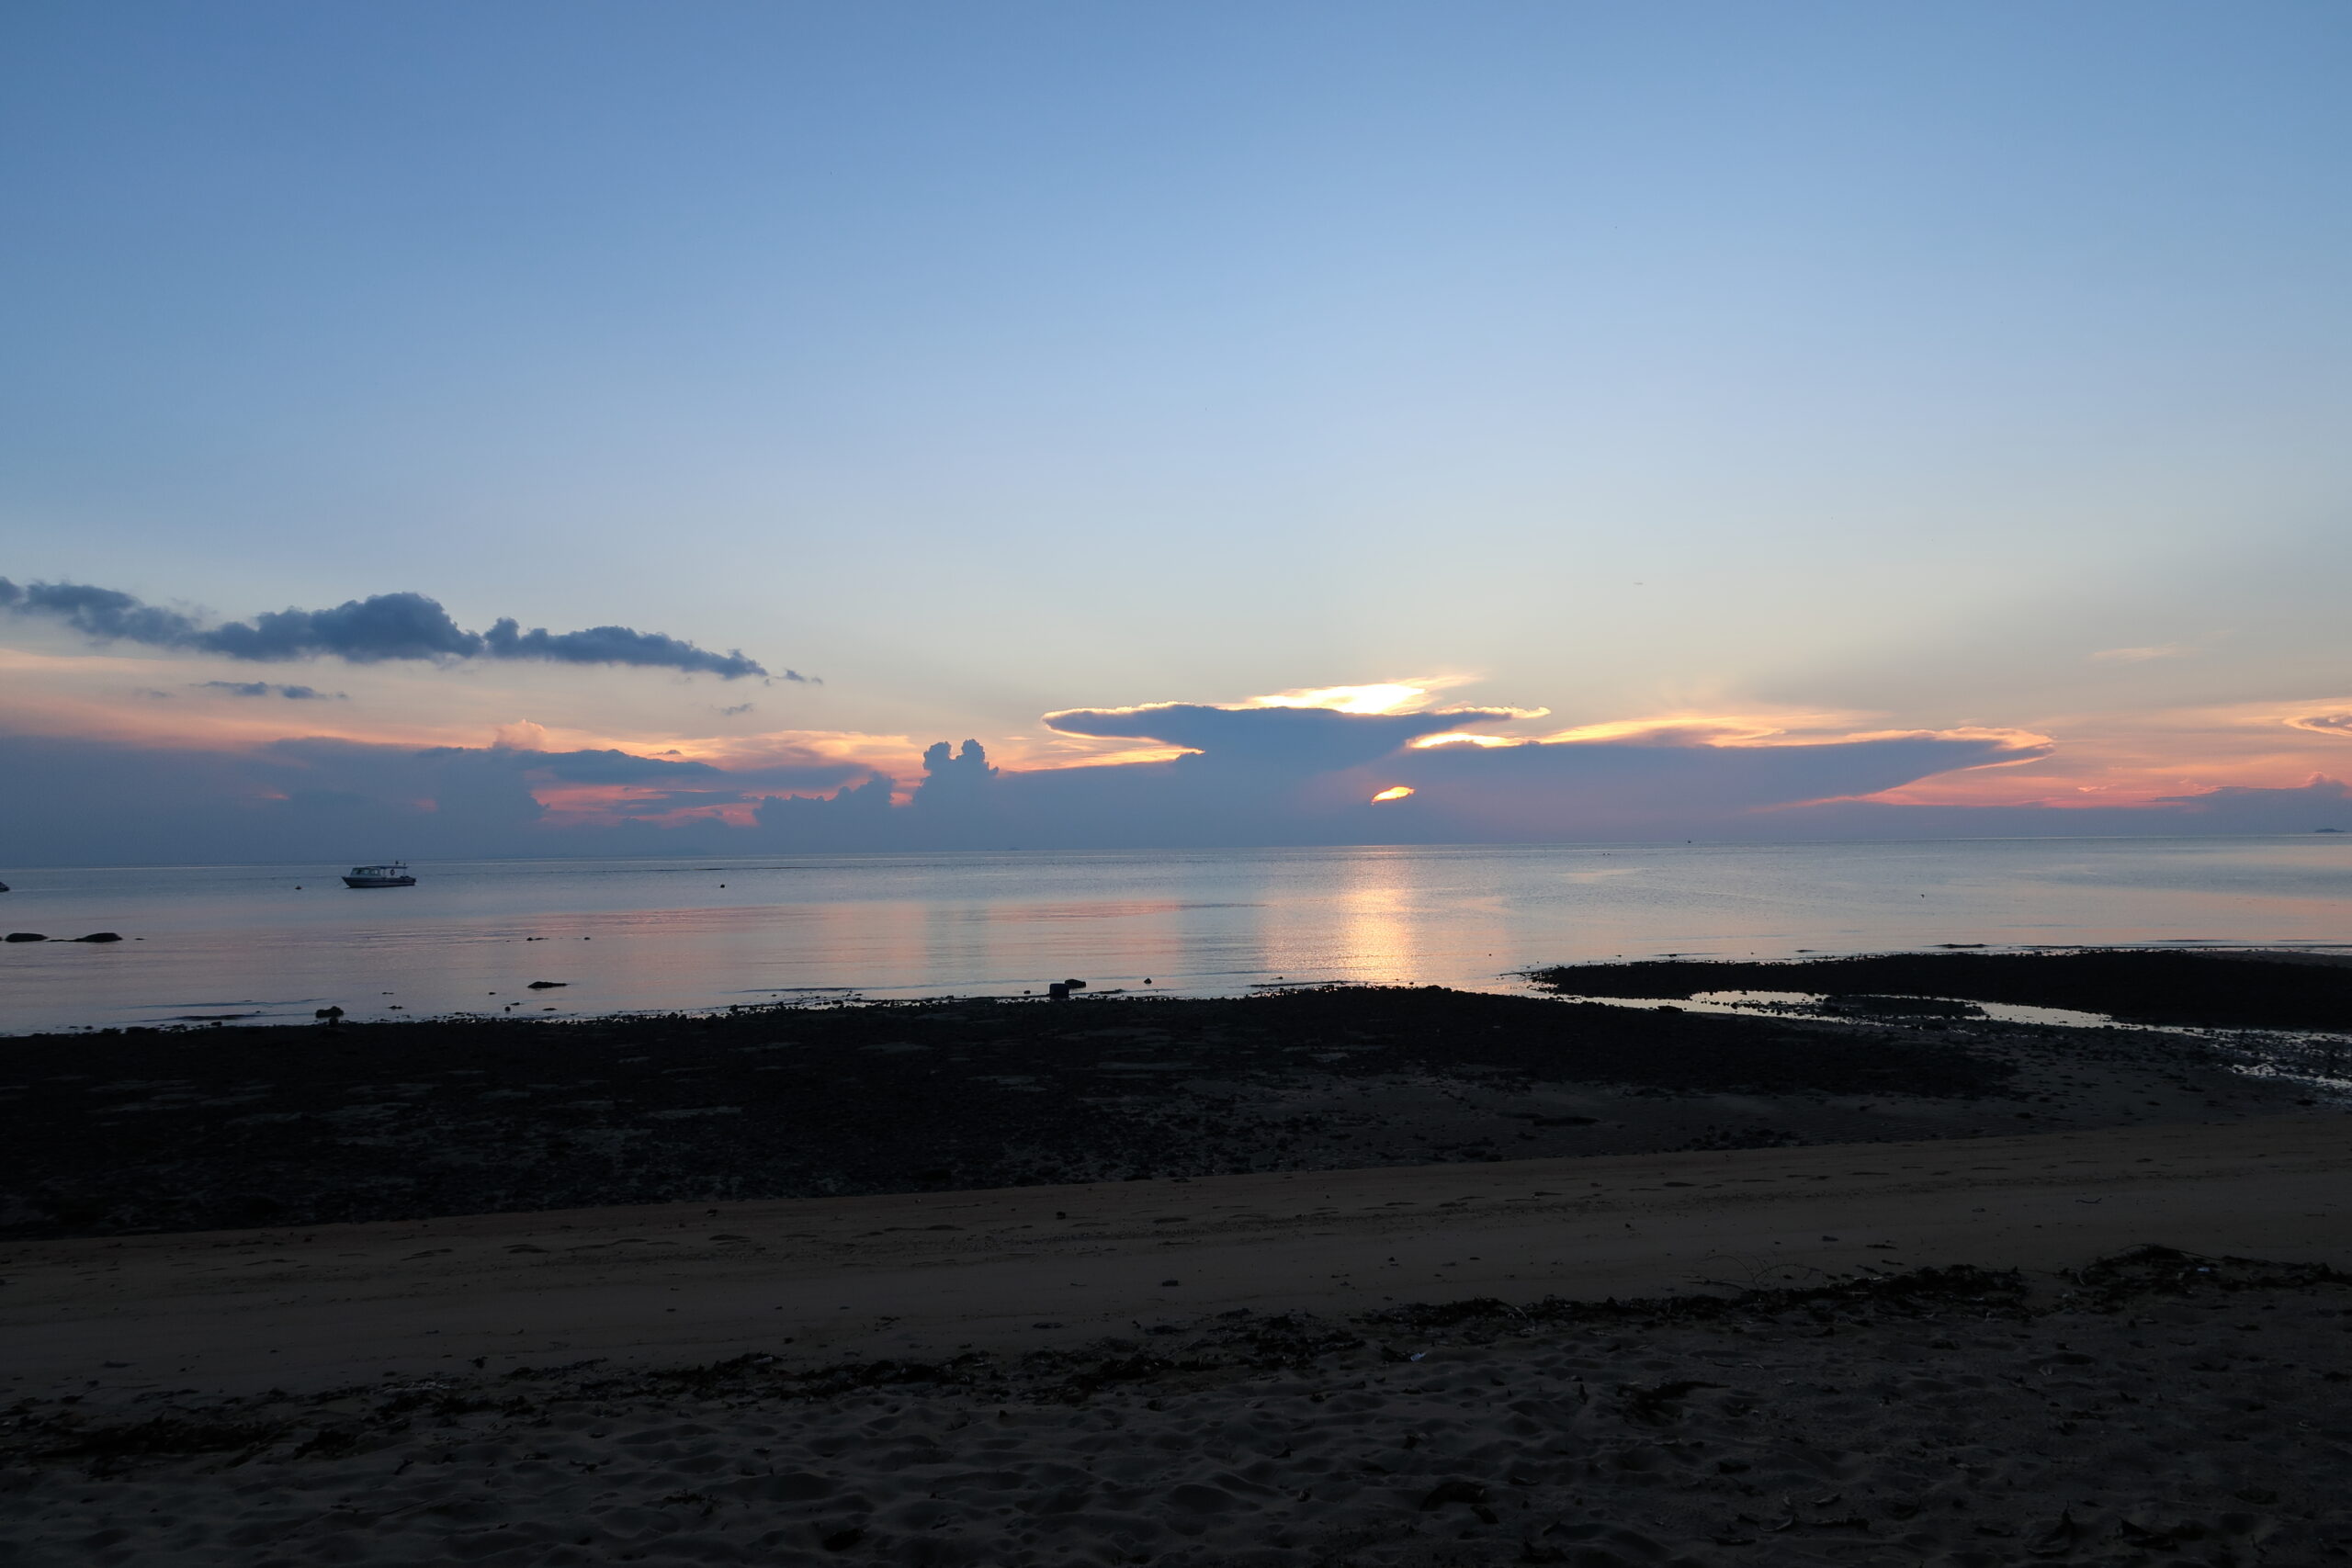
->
xmin=1161 ymin=1279 xmax=1181 ymax=1287
xmin=314 ymin=1007 xmax=345 ymax=1028
xmin=5 ymin=932 xmax=44 ymax=942
xmin=527 ymin=981 xmax=568 ymax=989
xmin=72 ymin=932 xmax=122 ymax=943
xmin=1047 ymin=977 xmax=1089 ymax=999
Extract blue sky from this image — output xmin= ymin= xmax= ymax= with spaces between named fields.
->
xmin=3 ymin=2 xmax=2349 ymax=856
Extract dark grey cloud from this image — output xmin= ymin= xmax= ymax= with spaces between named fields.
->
xmin=1770 ymin=774 xmax=2352 ymax=839
xmin=481 ymin=617 xmax=782 ymax=680
xmin=194 ymin=681 xmax=345 ymax=700
xmin=405 ymin=743 xmax=720 ymax=785
xmin=0 ymin=577 xmax=775 ymax=679
xmin=730 ymin=709 xmax=2043 ymax=852
xmin=1385 ymin=728 xmax=2044 ymax=835
xmin=600 ymin=789 xmax=759 ymax=816
xmin=490 ymin=747 xmax=724 ymax=784
xmin=200 ymin=592 xmax=482 ymax=662
xmin=0 ymin=578 xmax=209 ymax=648
xmin=718 ymin=702 xmax=756 ymax=716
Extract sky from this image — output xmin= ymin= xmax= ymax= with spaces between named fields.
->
xmin=3 ymin=1 xmax=2349 ymax=863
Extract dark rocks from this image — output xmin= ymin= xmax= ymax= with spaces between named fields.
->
xmin=1419 ymin=1478 xmax=1489 ymax=1510
xmin=0 ymin=984 xmax=2297 ymax=1241
xmin=70 ymin=932 xmax=122 ymax=943
xmin=526 ymin=981 xmax=568 ymax=989
xmin=5 ymin=932 xmax=44 ymax=943
xmin=1532 ymin=950 xmax=2352 ymax=1031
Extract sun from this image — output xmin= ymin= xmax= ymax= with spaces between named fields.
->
xmin=1370 ymin=785 xmax=1415 ymax=803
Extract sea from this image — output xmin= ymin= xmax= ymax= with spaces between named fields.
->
xmin=1 ymin=837 xmax=2347 ymax=1033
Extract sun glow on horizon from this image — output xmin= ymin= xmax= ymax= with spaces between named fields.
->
xmin=1251 ymin=682 xmax=1435 ymax=715
xmin=1370 ymin=785 xmax=1415 ymax=802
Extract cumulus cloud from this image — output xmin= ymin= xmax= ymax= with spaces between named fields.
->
xmin=194 ymin=681 xmax=345 ymax=700
xmin=0 ymin=577 xmax=775 ymax=679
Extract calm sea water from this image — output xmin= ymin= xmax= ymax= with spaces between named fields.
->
xmin=1 ymin=838 xmax=2347 ymax=1033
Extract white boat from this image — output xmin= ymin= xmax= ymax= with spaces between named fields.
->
xmin=342 ymin=862 xmax=416 ymax=888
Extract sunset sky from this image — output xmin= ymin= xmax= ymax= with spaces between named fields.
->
xmin=4 ymin=2 xmax=2349 ymax=861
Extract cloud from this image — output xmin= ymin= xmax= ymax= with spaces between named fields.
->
xmin=2153 ymin=773 xmax=2352 ymax=825
xmin=1770 ymin=773 xmax=2352 ymax=839
xmin=1045 ymin=703 xmax=1519 ymax=771
xmin=481 ymin=617 xmax=783 ymax=680
xmin=0 ymin=577 xmax=775 ymax=679
xmin=482 ymin=747 xmax=724 ymax=784
xmin=0 ymin=684 xmax=2332 ymax=866
xmin=2089 ymin=645 xmax=2191 ymax=663
xmin=718 ymin=702 xmax=756 ymax=716
xmin=2287 ymin=713 xmax=2352 ymax=737
xmin=193 ymin=681 xmax=345 ymax=700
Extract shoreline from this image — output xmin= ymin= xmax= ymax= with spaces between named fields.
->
xmin=4 ymin=954 xmax=2346 ymax=1241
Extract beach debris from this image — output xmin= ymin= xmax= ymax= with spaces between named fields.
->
xmin=527 ymin=981 xmax=568 ymax=989
xmin=5 ymin=932 xmax=45 ymax=942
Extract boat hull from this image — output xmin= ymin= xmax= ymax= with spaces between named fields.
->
xmin=341 ymin=875 xmax=416 ymax=888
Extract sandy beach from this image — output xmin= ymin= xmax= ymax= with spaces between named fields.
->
xmin=6 ymin=1116 xmax=2351 ymax=1564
